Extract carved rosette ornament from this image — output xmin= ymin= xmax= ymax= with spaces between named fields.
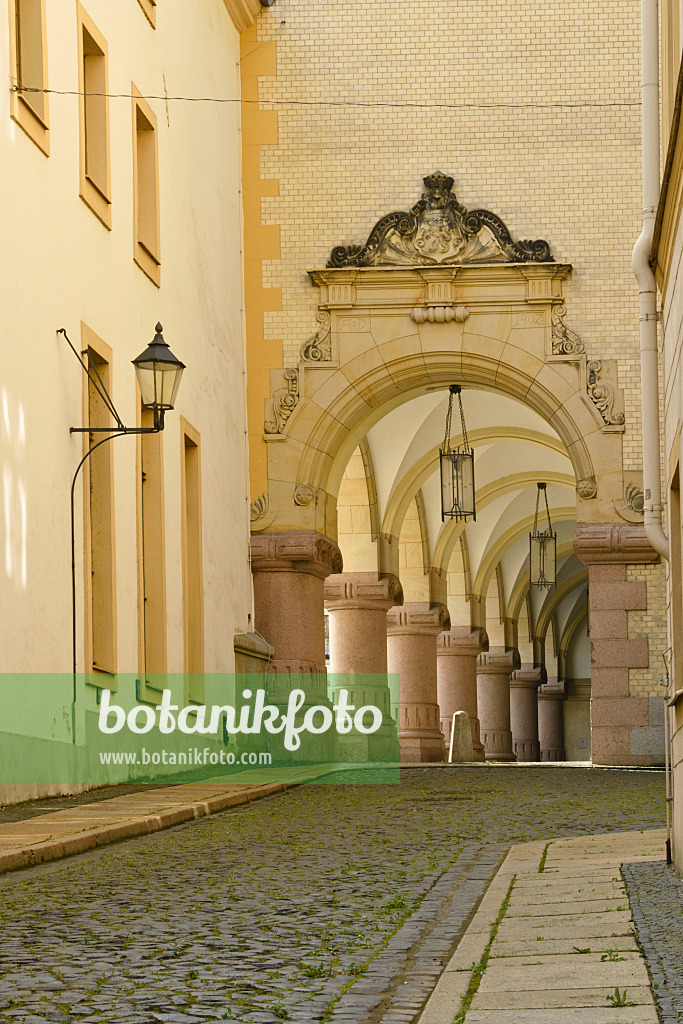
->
xmin=576 ymin=477 xmax=597 ymax=500
xmin=551 ymin=304 xmax=585 ymax=356
xmin=265 ymin=369 xmax=299 ymax=434
xmin=300 ymin=311 xmax=332 ymax=362
xmin=587 ymin=360 xmax=625 ymax=426
xmin=327 ymin=172 xmax=553 ymax=268
xmin=293 ymin=485 xmax=315 ymax=507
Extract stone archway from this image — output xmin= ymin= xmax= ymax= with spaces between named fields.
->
xmin=250 ymin=174 xmax=660 ymax=766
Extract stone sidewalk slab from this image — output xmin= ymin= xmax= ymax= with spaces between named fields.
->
xmin=478 ymin=959 xmax=650 ymax=991
xmin=0 ymin=767 xmax=341 ymax=875
xmin=471 ymin=987 xmax=653 ymax=1009
xmin=491 ymin=935 xmax=640 ymax=958
xmin=416 ymin=827 xmax=666 ymax=1024
xmin=464 ymin=1009 xmax=659 ymax=1023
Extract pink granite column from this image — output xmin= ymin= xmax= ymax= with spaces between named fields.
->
xmin=574 ymin=523 xmax=659 ymax=766
xmin=250 ymin=530 xmax=342 ymax=761
xmin=436 ymin=627 xmax=487 ymax=761
xmin=387 ymin=602 xmax=450 ymax=763
xmin=476 ymin=648 xmax=521 ymax=761
xmin=510 ymin=665 xmax=542 ymax=761
xmin=538 ymin=679 xmax=566 ymax=761
xmin=324 ymin=572 xmax=403 ymax=761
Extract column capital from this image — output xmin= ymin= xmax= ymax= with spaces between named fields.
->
xmin=250 ymin=530 xmax=343 ymax=579
xmin=324 ymin=572 xmax=403 ymax=611
xmin=477 ymin=647 xmax=521 ymax=674
xmin=387 ymin=601 xmax=451 ymax=637
xmin=437 ymin=627 xmax=489 ymax=657
xmin=511 ymin=665 xmax=545 ymax=689
xmin=538 ymin=679 xmax=566 ymax=702
xmin=573 ymin=523 xmax=659 ymax=564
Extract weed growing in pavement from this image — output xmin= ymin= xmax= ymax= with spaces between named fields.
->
xmin=601 ymin=950 xmax=626 ymax=962
xmin=605 ymin=987 xmax=637 ymax=1007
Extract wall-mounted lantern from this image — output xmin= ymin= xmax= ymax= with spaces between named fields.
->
xmin=439 ymin=385 xmax=475 ymax=522
xmin=530 ymin=482 xmax=556 ymax=588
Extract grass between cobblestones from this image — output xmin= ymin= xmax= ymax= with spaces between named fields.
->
xmin=0 ymin=766 xmax=666 ymax=1023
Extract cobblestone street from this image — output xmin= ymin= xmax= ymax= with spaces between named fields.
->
xmin=0 ymin=767 xmax=666 ymax=1023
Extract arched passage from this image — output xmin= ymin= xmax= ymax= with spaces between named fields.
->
xmin=251 ymin=257 xmax=660 ymax=767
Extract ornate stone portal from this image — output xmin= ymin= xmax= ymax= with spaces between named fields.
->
xmin=250 ymin=173 xmax=660 ymax=768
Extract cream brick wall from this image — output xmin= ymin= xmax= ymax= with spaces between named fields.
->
xmin=627 ymin=564 xmax=669 ymax=698
xmin=255 ymin=0 xmax=644 ymax=467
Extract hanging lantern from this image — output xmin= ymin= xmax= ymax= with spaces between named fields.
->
xmin=439 ymin=385 xmax=476 ymax=522
xmin=530 ymin=482 xmax=556 ymax=588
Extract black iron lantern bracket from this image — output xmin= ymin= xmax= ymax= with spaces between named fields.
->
xmin=60 ymin=325 xmax=183 ymax=741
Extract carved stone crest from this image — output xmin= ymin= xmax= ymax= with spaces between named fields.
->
xmin=328 ymin=172 xmax=553 ymax=268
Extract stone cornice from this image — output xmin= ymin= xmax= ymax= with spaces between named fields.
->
xmin=436 ymin=627 xmax=489 ymax=656
xmin=573 ymin=523 xmax=660 ymax=565
xmin=250 ymin=530 xmax=343 ymax=579
xmin=324 ymin=572 xmax=403 ymax=611
xmin=386 ymin=602 xmax=451 ymax=636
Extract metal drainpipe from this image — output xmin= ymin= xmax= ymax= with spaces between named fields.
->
xmin=633 ymin=0 xmax=670 ymax=562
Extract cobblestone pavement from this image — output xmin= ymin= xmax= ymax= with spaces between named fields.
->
xmin=624 ymin=859 xmax=683 ymax=1024
xmin=0 ymin=766 xmax=666 ymax=1024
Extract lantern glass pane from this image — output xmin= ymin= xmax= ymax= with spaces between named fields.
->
xmin=134 ymin=363 xmax=157 ymax=407
xmin=440 ymin=450 xmax=475 ymax=520
xmin=440 ymin=451 xmax=455 ymax=520
xmin=454 ymin=452 xmax=475 ymax=518
xmin=530 ymin=532 xmax=556 ymax=587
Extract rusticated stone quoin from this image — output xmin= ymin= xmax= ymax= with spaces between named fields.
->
xmin=510 ymin=665 xmax=543 ymax=762
xmin=476 ymin=648 xmax=521 ymax=762
xmin=573 ymin=521 xmax=658 ymax=767
xmin=324 ymin=572 xmax=403 ymax=762
xmin=387 ymin=602 xmax=451 ymax=764
xmin=436 ymin=627 xmax=488 ymax=761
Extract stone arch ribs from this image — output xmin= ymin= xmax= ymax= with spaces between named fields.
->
xmin=258 ymin=261 xmax=630 ymax=538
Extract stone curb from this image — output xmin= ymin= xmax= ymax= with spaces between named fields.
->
xmin=0 ymin=782 xmax=289 ymax=876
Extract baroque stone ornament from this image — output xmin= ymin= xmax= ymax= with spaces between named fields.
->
xmin=576 ymin=477 xmax=597 ymax=500
xmin=265 ymin=369 xmax=299 ymax=434
xmin=551 ymin=304 xmax=585 ymax=355
xmin=250 ymin=492 xmax=269 ymax=522
xmin=327 ymin=172 xmax=553 ymax=268
xmin=293 ymin=484 xmax=315 ymax=507
xmin=587 ymin=360 xmax=625 ymax=426
xmin=624 ymin=482 xmax=645 ymax=515
xmin=300 ymin=311 xmax=331 ymax=361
